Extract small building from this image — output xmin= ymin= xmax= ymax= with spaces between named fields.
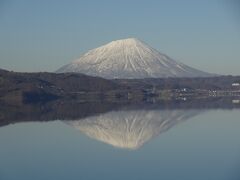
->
xmin=232 ymin=99 xmax=240 ymax=104
xmin=232 ymin=83 xmax=240 ymax=87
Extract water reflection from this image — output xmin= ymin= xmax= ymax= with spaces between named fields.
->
xmin=0 ymin=97 xmax=240 ymax=149
xmin=0 ymin=97 xmax=239 ymax=127
xmin=0 ymin=97 xmax=240 ymax=180
xmin=65 ymin=109 xmax=203 ymax=149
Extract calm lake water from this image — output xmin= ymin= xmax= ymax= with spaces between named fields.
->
xmin=0 ymin=100 xmax=240 ymax=180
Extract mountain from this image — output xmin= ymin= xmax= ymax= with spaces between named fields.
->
xmin=65 ymin=109 xmax=203 ymax=150
xmin=57 ymin=38 xmax=213 ymax=79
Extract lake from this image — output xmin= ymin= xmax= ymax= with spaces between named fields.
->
xmin=0 ymin=98 xmax=240 ymax=180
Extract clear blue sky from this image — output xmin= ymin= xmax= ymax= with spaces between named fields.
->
xmin=0 ymin=0 xmax=239 ymax=75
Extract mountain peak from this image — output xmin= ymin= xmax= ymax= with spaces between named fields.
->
xmin=109 ymin=37 xmax=141 ymax=44
xmin=57 ymin=38 xmax=213 ymax=79
xmin=101 ymin=38 xmax=146 ymax=50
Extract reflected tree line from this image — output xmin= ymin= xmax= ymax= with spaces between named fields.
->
xmin=0 ymin=97 xmax=239 ymax=128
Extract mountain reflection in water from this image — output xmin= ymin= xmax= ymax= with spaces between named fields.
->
xmin=0 ymin=97 xmax=239 ymax=149
xmin=65 ymin=109 xmax=202 ymax=149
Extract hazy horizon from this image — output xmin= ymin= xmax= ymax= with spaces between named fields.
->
xmin=0 ymin=0 xmax=239 ymax=75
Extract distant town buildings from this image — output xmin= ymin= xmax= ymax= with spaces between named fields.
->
xmin=232 ymin=99 xmax=240 ymax=104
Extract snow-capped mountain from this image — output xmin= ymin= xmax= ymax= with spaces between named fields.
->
xmin=57 ymin=38 xmax=212 ymax=79
xmin=64 ymin=109 xmax=203 ymax=150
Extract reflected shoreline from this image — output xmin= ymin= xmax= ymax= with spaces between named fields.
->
xmin=0 ymin=97 xmax=240 ymax=128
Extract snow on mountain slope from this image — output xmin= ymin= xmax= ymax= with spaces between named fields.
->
xmin=57 ymin=38 xmax=213 ymax=79
xmin=64 ymin=109 xmax=203 ymax=150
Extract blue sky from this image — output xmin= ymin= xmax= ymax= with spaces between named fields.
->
xmin=0 ymin=0 xmax=239 ymax=75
